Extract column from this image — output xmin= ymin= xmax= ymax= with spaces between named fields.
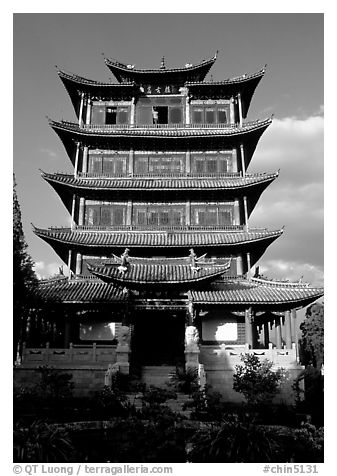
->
xmin=284 ymin=310 xmax=292 ymax=349
xmin=233 ymin=199 xmax=240 ymax=225
xmin=82 ymin=146 xmax=88 ymax=174
xmin=245 ymin=308 xmax=253 ymax=348
xmin=230 ymin=97 xmax=235 ymax=124
xmin=238 ymin=93 xmax=243 ymax=127
xmin=67 ymin=250 xmax=72 ymax=277
xmin=291 ymin=309 xmax=298 ymax=346
xmin=263 ymin=321 xmax=270 ymax=348
xmin=185 ymin=96 xmax=190 ymax=125
xmin=130 ymin=98 xmax=135 ymax=125
xmin=85 ymin=96 xmax=92 ymax=124
xmin=186 ymin=201 xmax=191 ymax=226
xmin=252 ymin=318 xmax=259 ymax=349
xmin=185 ymin=324 xmax=200 ymax=371
xmin=78 ymin=197 xmax=85 ymax=226
xmin=78 ymin=92 xmax=85 ymax=127
xmin=71 ymin=195 xmax=76 ymax=230
xmin=246 ymin=252 xmax=251 ymax=280
xmin=275 ymin=316 xmax=282 ymax=349
xmin=126 ymin=200 xmax=132 ymax=227
xmin=128 ymin=149 xmax=134 ymax=176
xmin=74 ymin=142 xmax=80 ymax=177
xmin=75 ymin=252 xmax=82 ymax=275
xmin=237 ymin=254 xmax=243 ymax=276
xmin=243 ymin=196 xmax=249 ymax=230
xmin=185 ymin=150 xmax=191 ymax=175
xmin=240 ymin=144 xmax=246 ymax=177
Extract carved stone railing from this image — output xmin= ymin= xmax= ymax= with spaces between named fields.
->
xmin=21 ymin=343 xmax=117 ymax=367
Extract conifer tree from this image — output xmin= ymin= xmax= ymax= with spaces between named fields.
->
xmin=13 ymin=174 xmax=37 ymax=362
xmin=299 ymin=302 xmax=324 ymax=369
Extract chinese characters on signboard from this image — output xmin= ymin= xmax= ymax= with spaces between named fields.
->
xmin=140 ymin=84 xmax=180 ymax=95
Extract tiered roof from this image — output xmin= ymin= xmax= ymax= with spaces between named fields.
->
xmin=41 ymin=171 xmax=279 ymax=212
xmin=49 ymin=118 xmax=271 ymax=165
xmin=36 ymin=274 xmax=323 ymax=309
xmin=104 ymin=54 xmax=217 ymax=84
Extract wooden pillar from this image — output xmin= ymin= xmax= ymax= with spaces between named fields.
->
xmin=126 ymin=200 xmax=132 ymax=227
xmin=263 ymin=321 xmax=270 ymax=348
xmin=252 ymin=316 xmax=259 ymax=349
xmin=130 ymin=98 xmax=135 ymax=125
xmin=230 ymin=97 xmax=235 ymax=125
xmin=243 ymin=195 xmax=249 ymax=230
xmin=78 ymin=92 xmax=84 ymax=127
xmin=234 ymin=199 xmax=240 ymax=225
xmin=275 ymin=316 xmax=282 ymax=349
xmin=78 ymin=197 xmax=85 ymax=226
xmin=128 ymin=149 xmax=134 ymax=176
xmin=186 ymin=150 xmax=191 ymax=175
xmin=240 ymin=144 xmax=246 ymax=177
xmin=82 ymin=147 xmax=88 ymax=174
xmin=186 ymin=201 xmax=191 ymax=226
xmin=245 ymin=307 xmax=253 ymax=349
xmin=246 ymin=252 xmax=251 ymax=280
xmin=291 ymin=309 xmax=298 ymax=346
xmin=185 ymin=96 xmax=190 ymax=125
xmin=85 ymin=97 xmax=92 ymax=124
xmin=75 ymin=252 xmax=82 ymax=275
xmin=284 ymin=310 xmax=292 ymax=349
xmin=237 ymin=254 xmax=243 ymax=276
xmin=71 ymin=195 xmax=76 ymax=230
xmin=238 ymin=92 xmax=243 ymax=127
xmin=74 ymin=142 xmax=80 ymax=177
xmin=68 ymin=250 xmax=73 ymax=277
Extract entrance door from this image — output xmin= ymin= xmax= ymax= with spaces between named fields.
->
xmin=132 ymin=311 xmax=185 ymax=366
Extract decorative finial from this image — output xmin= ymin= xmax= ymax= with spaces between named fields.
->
xmin=160 ymin=56 xmax=166 ymax=70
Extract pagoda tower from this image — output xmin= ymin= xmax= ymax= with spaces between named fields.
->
xmin=17 ymin=53 xmax=323 ymax=399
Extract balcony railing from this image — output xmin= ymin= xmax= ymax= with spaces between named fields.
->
xmin=75 ymin=224 xmax=246 ymax=232
xmin=83 ymin=122 xmax=239 ymax=131
xmin=77 ymin=171 xmax=243 ymax=179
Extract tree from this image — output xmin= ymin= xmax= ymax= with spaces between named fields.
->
xmin=13 ymin=175 xmax=37 ymax=362
xmin=233 ymin=353 xmax=287 ymax=406
xmin=299 ymin=302 xmax=324 ymax=369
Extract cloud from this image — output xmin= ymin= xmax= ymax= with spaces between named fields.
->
xmin=34 ymin=261 xmax=67 ymax=279
xmin=259 ymin=259 xmax=324 ymax=287
xmin=40 ymin=148 xmax=59 ymax=160
xmin=249 ymin=114 xmax=323 ymax=283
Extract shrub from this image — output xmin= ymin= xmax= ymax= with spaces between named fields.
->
xmin=233 ymin=353 xmax=287 ymax=406
xmin=14 ymin=420 xmax=75 ymax=462
xmin=188 ymin=413 xmax=280 ymax=462
xmin=169 ymin=367 xmax=199 ymax=394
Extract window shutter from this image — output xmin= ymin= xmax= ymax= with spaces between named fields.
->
xmin=101 ymin=208 xmax=111 ymax=226
xmin=169 ymin=107 xmax=182 ymax=124
xmin=91 ymin=106 xmax=105 ymax=125
xmin=117 ymin=108 xmax=129 ymax=124
xmin=113 ymin=207 xmax=124 ymax=226
xmin=218 ymin=108 xmax=228 ymax=124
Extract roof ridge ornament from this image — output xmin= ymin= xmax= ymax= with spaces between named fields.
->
xmin=160 ymin=56 xmax=166 ymax=70
xmin=118 ymin=248 xmax=130 ymax=274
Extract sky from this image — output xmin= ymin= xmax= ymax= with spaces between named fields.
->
xmin=13 ymin=13 xmax=324 ymax=287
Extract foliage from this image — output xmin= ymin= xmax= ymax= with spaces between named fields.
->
xmin=184 ymin=385 xmax=228 ymax=421
xmin=188 ymin=413 xmax=280 ymax=463
xmin=299 ymin=303 xmax=324 ymax=369
xmin=233 ymin=353 xmax=287 ymax=406
xmin=291 ymin=423 xmax=324 ymax=462
xmin=141 ymin=385 xmax=177 ymax=405
xmin=293 ymin=366 xmax=324 ymax=426
xmin=93 ymin=384 xmax=131 ymax=418
xmin=96 ymin=416 xmax=186 ymax=462
xmin=14 ymin=420 xmax=75 ymax=462
xmin=13 ymin=175 xmax=38 ymax=361
xmin=169 ymin=366 xmax=199 ymax=394
xmin=34 ymin=366 xmax=74 ymax=401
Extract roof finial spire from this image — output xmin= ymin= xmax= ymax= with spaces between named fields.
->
xmin=160 ymin=56 xmax=166 ymax=70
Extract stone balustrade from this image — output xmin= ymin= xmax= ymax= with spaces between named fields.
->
xmin=21 ymin=343 xmax=117 ymax=368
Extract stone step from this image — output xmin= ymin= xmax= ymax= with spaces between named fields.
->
xmin=141 ymin=365 xmax=176 ymax=387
